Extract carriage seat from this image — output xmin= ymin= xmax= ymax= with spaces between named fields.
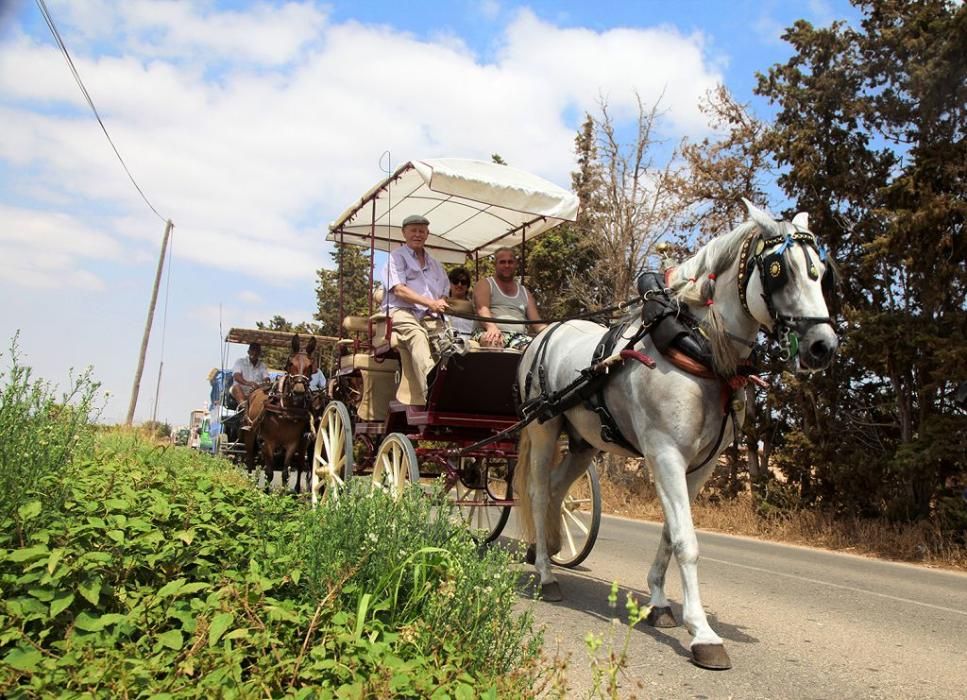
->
xmin=338 ymin=353 xmax=399 ymax=421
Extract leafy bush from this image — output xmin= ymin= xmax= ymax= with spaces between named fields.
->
xmin=0 ymin=426 xmax=541 ymax=697
xmin=300 ymin=481 xmax=540 ymax=681
xmin=0 ymin=335 xmax=99 ymax=529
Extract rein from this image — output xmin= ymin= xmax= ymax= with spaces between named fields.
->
xmin=442 ymin=297 xmax=641 ymax=326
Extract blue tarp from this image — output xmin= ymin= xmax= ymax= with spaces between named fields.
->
xmin=210 ymin=369 xmax=233 ymax=406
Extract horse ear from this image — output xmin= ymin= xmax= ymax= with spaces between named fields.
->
xmin=291 ymin=334 xmax=300 ymax=353
xmin=306 ymin=337 xmax=317 ymax=356
xmin=791 ymin=212 xmax=809 ymax=232
xmin=742 ymin=197 xmax=780 ymax=236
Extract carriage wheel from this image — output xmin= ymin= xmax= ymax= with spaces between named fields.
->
xmin=447 ymin=458 xmax=512 ymax=544
xmin=311 ymin=401 xmax=354 ymax=506
xmin=371 ymin=433 xmax=419 ymax=498
xmin=551 ymin=465 xmax=601 ymax=568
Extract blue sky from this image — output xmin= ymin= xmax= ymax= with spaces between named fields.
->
xmin=0 ymin=0 xmax=859 ymax=426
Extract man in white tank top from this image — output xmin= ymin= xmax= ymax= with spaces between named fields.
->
xmin=473 ymin=247 xmax=546 ymax=349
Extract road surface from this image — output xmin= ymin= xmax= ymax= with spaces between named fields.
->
xmin=506 ymin=514 xmax=967 ymax=699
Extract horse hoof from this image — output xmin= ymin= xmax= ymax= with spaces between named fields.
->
xmin=645 ymin=605 xmax=677 ymax=628
xmin=691 ymin=643 xmax=732 ymax=670
xmin=539 ymin=581 xmax=563 ymax=602
xmin=524 ymin=544 xmax=536 ymax=565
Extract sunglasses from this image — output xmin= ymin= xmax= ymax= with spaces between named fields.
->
xmin=452 ymin=279 xmax=470 ymax=285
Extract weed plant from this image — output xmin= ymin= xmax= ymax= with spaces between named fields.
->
xmin=1 ymin=392 xmax=542 ymax=697
xmin=299 ymin=480 xmax=540 ymax=681
xmin=0 ymin=335 xmax=100 ymax=530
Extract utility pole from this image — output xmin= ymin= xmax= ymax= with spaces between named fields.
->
xmin=125 ymin=219 xmax=174 ymax=426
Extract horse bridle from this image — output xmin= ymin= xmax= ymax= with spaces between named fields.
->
xmin=275 ymin=353 xmax=314 ymax=411
xmin=736 ymin=225 xmax=837 ymax=361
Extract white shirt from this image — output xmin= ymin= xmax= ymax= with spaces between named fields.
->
xmin=310 ymin=369 xmax=327 ymax=390
xmin=232 ymin=356 xmax=269 ymax=385
xmin=380 ymin=245 xmax=449 ymax=319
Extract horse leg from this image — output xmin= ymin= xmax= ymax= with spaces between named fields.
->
xmin=514 ymin=419 xmax=565 ymax=601
xmin=545 ymin=441 xmax=598 ymax=557
xmin=243 ymin=429 xmax=257 ymax=474
xmin=282 ymin=440 xmax=300 ymax=493
xmin=261 ymin=438 xmax=275 ymax=492
xmin=649 ymin=450 xmax=731 ymax=669
xmin=645 ymin=461 xmax=716 ymax=629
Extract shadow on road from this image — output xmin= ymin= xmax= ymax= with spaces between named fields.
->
xmin=517 ymin=567 xmax=759 ymax=660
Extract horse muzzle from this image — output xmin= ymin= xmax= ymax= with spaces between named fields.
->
xmin=796 ymin=322 xmax=838 ymax=372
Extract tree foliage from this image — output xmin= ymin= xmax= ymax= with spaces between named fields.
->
xmin=253 ymin=315 xmax=319 ymax=371
xmin=751 ymin=0 xmax=966 ymax=523
xmin=314 ymin=244 xmax=377 ymax=337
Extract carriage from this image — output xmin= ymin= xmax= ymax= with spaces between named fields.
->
xmin=214 ymin=327 xmax=337 ymax=488
xmin=228 ymin=156 xmax=840 ymax=670
xmin=310 ymin=158 xmax=602 ymax=565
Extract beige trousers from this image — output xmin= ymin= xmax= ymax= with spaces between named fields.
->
xmin=390 ymin=309 xmax=443 ymax=405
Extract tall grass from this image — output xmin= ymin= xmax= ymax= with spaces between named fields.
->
xmin=0 ymin=334 xmax=100 ymax=531
xmin=298 ymin=481 xmax=541 ymax=679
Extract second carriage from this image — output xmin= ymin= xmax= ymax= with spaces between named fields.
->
xmin=311 ymin=158 xmax=601 ymax=566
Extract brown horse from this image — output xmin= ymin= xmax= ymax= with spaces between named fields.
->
xmin=243 ymin=334 xmax=317 ymax=491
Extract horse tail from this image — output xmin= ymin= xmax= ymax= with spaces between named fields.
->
xmin=513 ymin=428 xmax=535 ymax=544
xmin=513 ymin=427 xmax=566 ymax=550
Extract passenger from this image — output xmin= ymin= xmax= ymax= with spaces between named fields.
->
xmin=473 ymin=247 xmax=546 ymax=350
xmin=230 ymin=342 xmax=270 ymax=407
xmin=446 ymin=266 xmax=476 ymax=340
xmin=380 ymin=214 xmax=450 ymax=405
xmin=309 ymin=365 xmax=327 ymax=392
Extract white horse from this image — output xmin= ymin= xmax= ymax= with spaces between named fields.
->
xmin=513 ymin=199 xmax=838 ymax=670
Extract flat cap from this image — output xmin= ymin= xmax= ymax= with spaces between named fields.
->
xmin=401 ymin=214 xmax=429 ymax=227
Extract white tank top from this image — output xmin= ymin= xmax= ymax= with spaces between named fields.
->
xmin=486 ymin=277 xmax=529 ymax=333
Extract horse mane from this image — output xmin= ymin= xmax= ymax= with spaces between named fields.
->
xmin=666 ymin=220 xmax=758 ymax=376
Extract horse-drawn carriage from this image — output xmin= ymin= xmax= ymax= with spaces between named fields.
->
xmin=307 ymin=156 xmax=841 ymax=670
xmin=215 ymin=327 xmax=337 ymax=491
xmin=309 ymin=158 xmax=602 ymax=564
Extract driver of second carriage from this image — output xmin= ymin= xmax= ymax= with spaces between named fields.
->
xmin=380 ymin=214 xmax=450 ymax=406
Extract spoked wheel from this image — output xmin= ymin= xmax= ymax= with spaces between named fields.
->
xmin=311 ymin=401 xmax=354 ymax=506
xmin=447 ymin=458 xmax=512 ymax=544
xmin=551 ymin=465 xmax=601 ymax=568
xmin=371 ymin=433 xmax=419 ymax=498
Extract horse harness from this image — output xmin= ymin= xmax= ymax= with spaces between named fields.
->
xmin=519 ymin=273 xmax=764 ymax=470
xmin=737 ymin=224 xmax=837 ymax=362
xmin=516 ymin=224 xmax=833 ymax=471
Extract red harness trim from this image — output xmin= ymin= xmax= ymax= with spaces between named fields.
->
xmin=664 ymin=348 xmax=766 ymax=414
xmin=619 ymin=349 xmax=657 ymax=368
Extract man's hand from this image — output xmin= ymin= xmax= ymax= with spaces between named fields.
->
xmin=481 ymin=326 xmax=504 ymax=346
xmin=426 ymin=297 xmax=449 ymax=314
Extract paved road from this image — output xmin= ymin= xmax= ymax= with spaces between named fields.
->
xmin=504 ymin=514 xmax=967 ymax=699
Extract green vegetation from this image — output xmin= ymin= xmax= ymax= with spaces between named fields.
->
xmin=0 ymin=350 xmax=543 ymax=698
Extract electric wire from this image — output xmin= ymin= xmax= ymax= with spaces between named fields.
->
xmin=35 ymin=0 xmax=166 ymax=222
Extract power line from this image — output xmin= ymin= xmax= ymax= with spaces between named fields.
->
xmin=35 ymin=0 xmax=166 ymax=222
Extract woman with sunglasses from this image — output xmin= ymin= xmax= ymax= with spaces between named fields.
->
xmin=446 ymin=267 xmax=476 ymax=339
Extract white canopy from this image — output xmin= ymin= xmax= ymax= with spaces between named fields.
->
xmin=327 ymin=158 xmax=580 ymax=263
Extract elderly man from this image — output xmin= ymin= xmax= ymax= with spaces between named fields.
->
xmin=230 ymin=342 xmax=269 ymax=407
xmin=473 ymin=246 xmax=546 ymax=350
xmin=381 ymin=214 xmax=449 ymax=405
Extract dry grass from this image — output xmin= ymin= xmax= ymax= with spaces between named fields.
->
xmin=598 ymin=472 xmax=967 ymax=572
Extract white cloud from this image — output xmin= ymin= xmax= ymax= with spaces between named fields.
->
xmin=50 ymin=0 xmax=329 ymax=66
xmin=238 ymin=290 xmax=263 ymax=304
xmin=1 ymin=4 xmax=724 ymax=294
xmin=0 ymin=1 xmax=728 ymax=426
xmin=0 ymin=204 xmax=122 ymax=290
